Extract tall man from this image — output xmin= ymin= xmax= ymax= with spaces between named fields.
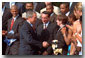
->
xmin=19 ymin=10 xmax=44 ymax=55
xmin=36 ymin=11 xmax=59 ymax=55
xmin=5 ymin=5 xmax=24 ymax=55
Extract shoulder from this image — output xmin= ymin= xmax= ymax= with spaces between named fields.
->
xmin=22 ymin=12 xmax=26 ymax=15
xmin=40 ymin=8 xmax=46 ymax=13
xmin=53 ymin=6 xmax=60 ymax=10
xmin=17 ymin=16 xmax=25 ymax=23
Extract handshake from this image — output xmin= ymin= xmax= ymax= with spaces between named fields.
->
xmin=42 ymin=41 xmax=49 ymax=48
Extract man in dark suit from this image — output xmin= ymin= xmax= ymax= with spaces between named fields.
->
xmin=2 ymin=2 xmax=12 ymax=55
xmin=46 ymin=4 xmax=57 ymax=23
xmin=5 ymin=5 xmax=24 ymax=55
xmin=36 ymin=11 xmax=59 ymax=55
xmin=19 ymin=10 xmax=44 ymax=55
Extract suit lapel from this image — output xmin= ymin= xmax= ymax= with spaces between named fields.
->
xmin=11 ymin=16 xmax=19 ymax=31
xmin=46 ymin=22 xmax=51 ymax=29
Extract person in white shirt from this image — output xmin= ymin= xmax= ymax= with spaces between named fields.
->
xmin=40 ymin=2 xmax=60 ymax=15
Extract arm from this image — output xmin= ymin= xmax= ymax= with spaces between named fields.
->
xmin=75 ymin=33 xmax=82 ymax=44
xmin=20 ymin=27 xmax=42 ymax=48
xmin=61 ymin=27 xmax=71 ymax=45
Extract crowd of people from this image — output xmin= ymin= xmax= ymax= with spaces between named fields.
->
xmin=2 ymin=2 xmax=82 ymax=55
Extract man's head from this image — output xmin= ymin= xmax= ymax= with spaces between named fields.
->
xmin=60 ymin=3 xmax=69 ymax=14
xmin=10 ymin=5 xmax=18 ymax=17
xmin=46 ymin=4 xmax=54 ymax=14
xmin=26 ymin=10 xmax=37 ymax=24
xmin=41 ymin=11 xmax=50 ymax=23
xmin=25 ymin=2 xmax=33 ymax=11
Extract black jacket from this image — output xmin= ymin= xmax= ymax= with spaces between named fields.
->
xmin=19 ymin=21 xmax=42 ymax=55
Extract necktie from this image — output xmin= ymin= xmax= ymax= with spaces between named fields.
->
xmin=10 ymin=19 xmax=14 ymax=30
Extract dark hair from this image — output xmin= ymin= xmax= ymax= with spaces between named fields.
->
xmin=57 ymin=14 xmax=68 ymax=25
xmin=46 ymin=4 xmax=53 ymax=8
xmin=25 ymin=2 xmax=33 ymax=6
xmin=42 ymin=11 xmax=50 ymax=17
xmin=68 ymin=13 xmax=77 ymax=21
xmin=61 ymin=2 xmax=69 ymax=8
xmin=80 ymin=16 xmax=82 ymax=23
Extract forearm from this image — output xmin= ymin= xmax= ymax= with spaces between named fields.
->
xmin=63 ymin=34 xmax=70 ymax=45
xmin=75 ymin=33 xmax=82 ymax=44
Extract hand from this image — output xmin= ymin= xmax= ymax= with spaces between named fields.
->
xmin=66 ymin=25 xmax=73 ymax=31
xmin=2 ymin=30 xmax=7 ymax=36
xmin=42 ymin=41 xmax=49 ymax=48
xmin=42 ymin=51 xmax=48 ymax=55
xmin=61 ymin=27 xmax=66 ymax=34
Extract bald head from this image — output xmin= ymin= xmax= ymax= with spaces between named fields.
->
xmin=11 ymin=5 xmax=18 ymax=10
xmin=10 ymin=5 xmax=18 ymax=17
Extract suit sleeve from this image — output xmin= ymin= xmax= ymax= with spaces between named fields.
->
xmin=13 ymin=19 xmax=25 ymax=40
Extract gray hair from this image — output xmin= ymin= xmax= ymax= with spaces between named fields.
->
xmin=26 ymin=10 xmax=36 ymax=19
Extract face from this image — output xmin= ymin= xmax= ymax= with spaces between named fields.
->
xmin=46 ymin=6 xmax=53 ymax=14
xmin=60 ymin=4 xmax=66 ymax=14
xmin=25 ymin=3 xmax=33 ymax=10
xmin=11 ymin=8 xmax=18 ymax=17
xmin=31 ymin=13 xmax=37 ymax=24
xmin=56 ymin=19 xmax=62 ymax=26
xmin=41 ymin=14 xmax=49 ymax=23
xmin=74 ymin=10 xmax=80 ymax=19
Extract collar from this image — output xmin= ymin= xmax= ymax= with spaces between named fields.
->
xmin=58 ymin=25 xmax=65 ymax=31
xmin=65 ymin=11 xmax=70 ymax=16
xmin=50 ymin=13 xmax=54 ymax=17
xmin=27 ymin=20 xmax=33 ymax=27
xmin=12 ymin=15 xmax=19 ymax=21
xmin=43 ymin=21 xmax=50 ymax=27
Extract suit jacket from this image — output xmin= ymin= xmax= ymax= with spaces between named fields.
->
xmin=19 ymin=21 xmax=42 ymax=55
xmin=2 ymin=8 xmax=12 ymax=30
xmin=6 ymin=16 xmax=25 ymax=55
xmin=50 ymin=13 xmax=57 ymax=23
xmin=36 ymin=21 xmax=59 ymax=54
xmin=54 ymin=28 xmax=68 ymax=55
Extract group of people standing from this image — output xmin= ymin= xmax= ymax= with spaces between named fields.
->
xmin=2 ymin=2 xmax=82 ymax=55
